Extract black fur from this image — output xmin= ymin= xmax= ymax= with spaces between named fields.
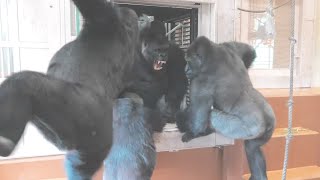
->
xmin=221 ymin=41 xmax=257 ymax=69
xmin=104 ymin=97 xmax=156 ymax=180
xmin=177 ymin=36 xmax=276 ymax=180
xmin=0 ymin=1 xmax=139 ymax=179
xmin=121 ymin=20 xmax=188 ymax=132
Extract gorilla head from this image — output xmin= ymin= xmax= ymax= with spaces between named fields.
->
xmin=184 ymin=36 xmax=213 ymax=79
xmin=184 ymin=36 xmax=257 ymax=80
xmin=140 ymin=20 xmax=169 ymax=71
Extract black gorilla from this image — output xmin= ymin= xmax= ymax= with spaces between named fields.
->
xmin=0 ymin=0 xmax=139 ymax=179
xmin=104 ymin=97 xmax=156 ymax=180
xmin=121 ymin=19 xmax=188 ymax=131
xmin=177 ymin=36 xmax=276 ymax=180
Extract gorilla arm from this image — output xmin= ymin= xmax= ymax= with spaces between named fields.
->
xmin=163 ymin=44 xmax=188 ymax=123
xmin=181 ymin=79 xmax=214 ymax=142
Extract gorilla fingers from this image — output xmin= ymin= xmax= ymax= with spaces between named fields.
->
xmin=104 ymin=98 xmax=156 ymax=180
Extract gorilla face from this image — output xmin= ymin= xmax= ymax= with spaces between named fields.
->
xmin=140 ymin=21 xmax=169 ymax=71
xmin=184 ymin=54 xmax=202 ymax=80
xmin=184 ymin=37 xmax=212 ymax=79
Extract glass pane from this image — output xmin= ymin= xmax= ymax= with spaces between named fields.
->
xmin=0 ymin=47 xmax=14 ymax=78
xmin=0 ymin=0 xmax=10 ymax=41
xmin=70 ymin=1 xmax=83 ymax=37
xmin=17 ymin=0 xmax=50 ymax=42
xmin=240 ymin=0 xmax=291 ymax=70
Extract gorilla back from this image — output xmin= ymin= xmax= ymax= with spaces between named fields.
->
xmin=0 ymin=0 xmax=138 ymax=179
xmin=104 ymin=98 xmax=156 ymax=180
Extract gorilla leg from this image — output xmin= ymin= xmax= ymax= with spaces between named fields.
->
xmin=244 ymin=127 xmax=273 ymax=180
xmin=209 ymin=107 xmax=274 ymax=180
xmin=209 ymin=108 xmax=265 ymax=139
xmin=145 ymin=107 xmax=166 ymax=132
xmin=181 ymin=95 xmax=213 ymax=142
xmin=65 ymin=149 xmax=108 ymax=180
xmin=0 ymin=71 xmax=111 ymax=167
xmin=0 ymin=89 xmax=31 ymax=156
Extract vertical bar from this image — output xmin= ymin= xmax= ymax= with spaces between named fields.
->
xmin=282 ymin=0 xmax=296 ymax=179
xmin=75 ymin=7 xmax=81 ymax=35
xmin=0 ymin=48 xmax=4 ymax=78
xmin=190 ymin=8 xmax=195 ymax=42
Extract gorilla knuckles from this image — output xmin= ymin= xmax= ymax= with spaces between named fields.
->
xmin=178 ymin=36 xmax=275 ymax=180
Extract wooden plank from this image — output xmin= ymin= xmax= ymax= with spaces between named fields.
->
xmin=272 ymin=127 xmax=319 ymax=138
xmin=243 ymin=166 xmax=320 ymax=180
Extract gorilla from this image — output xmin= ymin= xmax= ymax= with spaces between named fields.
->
xmin=176 ymin=36 xmax=276 ymax=180
xmin=104 ymin=97 xmax=156 ymax=180
xmin=0 ymin=0 xmax=139 ymax=179
xmin=120 ymin=19 xmax=188 ymax=132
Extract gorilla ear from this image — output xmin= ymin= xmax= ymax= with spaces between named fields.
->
xmin=194 ymin=57 xmax=203 ymax=68
xmin=187 ymin=55 xmax=202 ymax=70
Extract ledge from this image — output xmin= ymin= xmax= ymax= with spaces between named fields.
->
xmin=272 ymin=127 xmax=319 ymax=138
xmin=258 ymin=87 xmax=320 ymax=98
xmin=243 ymin=166 xmax=320 ymax=180
xmin=154 ymin=124 xmax=233 ymax=152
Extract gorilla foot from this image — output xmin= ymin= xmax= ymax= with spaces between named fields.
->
xmin=182 ymin=132 xmax=195 ymax=142
xmin=182 ymin=129 xmax=215 ymax=143
xmin=175 ymin=110 xmax=188 ymax=133
xmin=0 ymin=136 xmax=15 ymax=157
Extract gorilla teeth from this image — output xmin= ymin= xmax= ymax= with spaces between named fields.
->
xmin=154 ymin=60 xmax=166 ymax=70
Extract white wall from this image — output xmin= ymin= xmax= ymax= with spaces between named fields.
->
xmin=311 ymin=1 xmax=320 ymax=87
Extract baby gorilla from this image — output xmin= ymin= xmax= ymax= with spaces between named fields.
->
xmin=104 ymin=97 xmax=156 ymax=180
xmin=177 ymin=36 xmax=276 ymax=180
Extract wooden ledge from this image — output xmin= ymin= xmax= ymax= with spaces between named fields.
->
xmin=0 ymin=155 xmax=64 ymax=165
xmin=258 ymin=88 xmax=320 ymax=98
xmin=272 ymin=127 xmax=319 ymax=138
xmin=154 ymin=123 xmax=233 ymax=152
xmin=243 ymin=166 xmax=320 ymax=180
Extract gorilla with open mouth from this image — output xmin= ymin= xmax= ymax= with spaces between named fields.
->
xmin=121 ymin=18 xmax=188 ymax=132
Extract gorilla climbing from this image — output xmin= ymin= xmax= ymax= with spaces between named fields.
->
xmin=176 ymin=36 xmax=276 ymax=180
xmin=104 ymin=97 xmax=156 ymax=180
xmin=0 ymin=0 xmax=139 ymax=179
xmin=120 ymin=18 xmax=188 ymax=132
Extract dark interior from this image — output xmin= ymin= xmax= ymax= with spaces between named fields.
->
xmin=118 ymin=3 xmax=199 ymax=48
xmin=118 ymin=4 xmax=194 ymax=22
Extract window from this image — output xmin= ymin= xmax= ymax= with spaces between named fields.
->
xmin=237 ymin=0 xmax=315 ymax=88
xmin=0 ymin=0 xmax=62 ymax=159
xmin=0 ymin=48 xmax=14 ymax=78
xmin=0 ymin=0 xmax=17 ymax=80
